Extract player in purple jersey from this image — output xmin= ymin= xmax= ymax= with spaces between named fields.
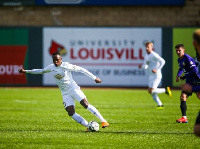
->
xmin=175 ymin=44 xmax=200 ymax=123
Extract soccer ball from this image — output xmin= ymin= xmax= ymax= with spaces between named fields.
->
xmin=87 ymin=121 xmax=99 ymax=132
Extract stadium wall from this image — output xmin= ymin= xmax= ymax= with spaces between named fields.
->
xmin=0 ymin=0 xmax=199 ymax=26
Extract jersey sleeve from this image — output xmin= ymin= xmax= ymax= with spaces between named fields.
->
xmin=153 ymin=53 xmax=165 ymax=70
xmin=186 ymin=56 xmax=196 ymax=68
xmin=140 ymin=56 xmax=148 ymax=69
xmin=25 ymin=65 xmax=52 ymax=74
xmin=66 ymin=63 xmax=96 ymax=80
xmin=185 ymin=56 xmax=197 ymax=76
xmin=177 ymin=68 xmax=183 ymax=76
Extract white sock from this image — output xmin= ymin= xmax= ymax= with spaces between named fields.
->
xmin=87 ymin=104 xmax=107 ymax=122
xmin=71 ymin=113 xmax=88 ymax=127
xmin=152 ymin=88 xmax=166 ymax=94
xmin=183 ymin=116 xmax=187 ymax=119
xmin=152 ymin=93 xmax=163 ymax=106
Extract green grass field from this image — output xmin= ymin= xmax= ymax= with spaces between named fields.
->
xmin=0 ymin=87 xmax=200 ymax=149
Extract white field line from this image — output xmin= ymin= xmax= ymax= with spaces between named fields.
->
xmin=15 ymin=99 xmax=38 ymax=104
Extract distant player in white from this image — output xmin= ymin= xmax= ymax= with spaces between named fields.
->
xmin=18 ymin=52 xmax=109 ymax=130
xmin=139 ymin=42 xmax=172 ymax=108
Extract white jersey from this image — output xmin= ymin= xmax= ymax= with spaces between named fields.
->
xmin=141 ymin=51 xmax=165 ymax=78
xmin=25 ymin=62 xmax=96 ymax=95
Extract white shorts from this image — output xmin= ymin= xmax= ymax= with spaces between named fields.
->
xmin=148 ymin=76 xmax=161 ymax=89
xmin=62 ymin=89 xmax=86 ymax=108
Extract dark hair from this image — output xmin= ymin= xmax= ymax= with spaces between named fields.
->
xmin=52 ymin=52 xmax=61 ymax=57
xmin=175 ymin=44 xmax=184 ymax=49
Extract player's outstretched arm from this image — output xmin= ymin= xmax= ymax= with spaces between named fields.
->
xmin=18 ymin=69 xmax=26 ymax=73
xmin=95 ymin=78 xmax=102 ymax=83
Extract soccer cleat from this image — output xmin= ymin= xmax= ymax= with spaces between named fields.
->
xmin=86 ymin=128 xmax=89 ymax=132
xmin=102 ymin=122 xmax=110 ymax=128
xmin=176 ymin=117 xmax=188 ymax=123
xmin=157 ymin=105 xmax=164 ymax=109
xmin=166 ymin=87 xmax=172 ymax=98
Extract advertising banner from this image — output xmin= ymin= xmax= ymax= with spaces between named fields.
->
xmin=173 ymin=28 xmax=199 ymax=87
xmin=0 ymin=0 xmax=34 ymax=6
xmin=0 ymin=28 xmax=28 ymax=85
xmin=36 ymin=0 xmax=184 ymax=6
xmin=0 ymin=46 xmax=27 ymax=84
xmin=43 ymin=27 xmax=162 ymax=87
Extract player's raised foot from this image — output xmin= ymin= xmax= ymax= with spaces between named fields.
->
xmin=176 ymin=117 xmax=188 ymax=123
xmin=102 ymin=122 xmax=109 ymax=128
xmin=157 ymin=105 xmax=164 ymax=109
xmin=166 ymin=87 xmax=172 ymax=98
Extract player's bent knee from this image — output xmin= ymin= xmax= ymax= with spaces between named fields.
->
xmin=65 ymin=106 xmax=75 ymax=116
xmin=180 ymin=93 xmax=187 ymax=101
xmin=148 ymin=89 xmax=152 ymax=94
xmin=180 ymin=96 xmax=185 ymax=101
xmin=68 ymin=111 xmax=75 ymax=116
xmin=148 ymin=88 xmax=153 ymax=94
xmin=80 ymin=99 xmax=89 ymax=109
xmin=82 ymin=104 xmax=88 ymax=109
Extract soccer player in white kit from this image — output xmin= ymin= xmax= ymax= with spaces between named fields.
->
xmin=139 ymin=42 xmax=172 ymax=108
xmin=18 ymin=52 xmax=109 ymax=130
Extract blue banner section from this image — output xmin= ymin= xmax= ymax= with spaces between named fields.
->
xmin=35 ymin=0 xmax=185 ymax=6
xmin=0 ymin=0 xmax=34 ymax=6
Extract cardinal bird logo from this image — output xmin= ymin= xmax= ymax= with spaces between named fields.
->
xmin=49 ymin=40 xmax=67 ymax=56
